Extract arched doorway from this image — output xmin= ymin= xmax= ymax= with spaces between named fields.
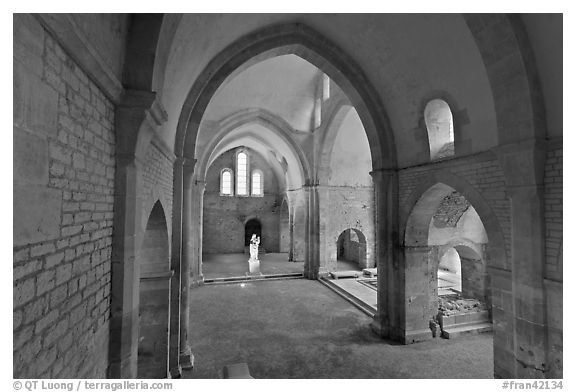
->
xmin=438 ymin=247 xmax=462 ymax=295
xmin=175 ymin=23 xmax=396 ymax=282
xmin=138 ymin=201 xmax=172 ymax=378
xmin=336 ymin=228 xmax=367 ymax=271
xmin=403 ymin=181 xmax=499 ymax=344
xmin=244 ymin=218 xmax=262 ymax=247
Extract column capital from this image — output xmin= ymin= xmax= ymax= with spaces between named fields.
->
xmin=119 ymin=89 xmax=168 ymax=127
xmin=369 ymin=168 xmax=397 ymax=180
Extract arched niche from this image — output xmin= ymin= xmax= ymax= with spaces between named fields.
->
xmin=336 ymin=228 xmax=367 ymax=270
xmin=244 ymin=218 xmax=262 ymax=247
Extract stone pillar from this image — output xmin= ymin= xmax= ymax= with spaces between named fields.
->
xmin=288 ymin=189 xmax=307 ymax=264
xmin=303 ymin=184 xmax=321 ymax=279
xmin=369 ymin=169 xmax=400 ymax=340
xmin=316 ymin=185 xmax=333 ymax=273
xmin=494 ymin=139 xmax=548 ymax=378
xmin=137 ymin=271 xmax=173 ymax=378
xmin=109 ymin=90 xmax=166 ymax=378
xmin=401 ymin=245 xmax=435 ymax=343
xmin=543 ymin=278 xmax=562 ymax=378
xmin=190 ymin=179 xmax=206 ymax=285
xmin=168 ymin=158 xmax=184 ymax=378
xmin=178 ymin=158 xmax=196 ymax=370
xmin=109 ymin=156 xmax=143 ymax=378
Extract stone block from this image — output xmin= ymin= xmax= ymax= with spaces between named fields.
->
xmin=14 ymin=277 xmax=36 ymax=308
xmin=37 ymin=269 xmax=55 ymax=296
xmin=31 ymin=243 xmax=56 ymax=258
xmin=13 ymin=259 xmax=42 ymax=281
xmin=35 ymin=309 xmax=59 ymax=333
xmin=14 ymin=184 xmax=62 ymax=246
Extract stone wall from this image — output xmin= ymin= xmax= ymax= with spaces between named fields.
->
xmin=14 ymin=15 xmax=114 ymax=378
xmin=543 ymin=138 xmax=562 ymax=378
xmin=544 ymin=140 xmax=562 ymax=282
xmin=202 ymin=148 xmax=282 ymax=254
xmin=399 ymin=152 xmax=511 ymax=267
xmin=319 ymin=186 xmax=375 ymax=271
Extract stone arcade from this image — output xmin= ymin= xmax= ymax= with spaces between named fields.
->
xmin=13 ymin=13 xmax=562 ymax=379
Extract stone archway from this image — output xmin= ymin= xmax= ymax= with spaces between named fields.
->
xmin=137 ymin=200 xmax=172 ymax=379
xmin=173 ymin=23 xmax=397 ymax=282
xmin=336 ymin=228 xmax=367 ymax=270
xmin=244 ymin=218 xmax=262 ymax=247
xmin=401 ymin=177 xmax=504 ymax=350
xmin=402 ymin=182 xmax=504 ymax=343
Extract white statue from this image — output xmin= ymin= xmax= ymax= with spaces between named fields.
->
xmin=247 ymin=234 xmax=262 ymax=276
xmin=249 ymin=234 xmax=260 ymax=261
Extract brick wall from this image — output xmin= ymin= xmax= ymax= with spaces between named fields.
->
xmin=398 ymin=152 xmax=511 ymax=267
xmin=544 ymin=141 xmax=562 ymax=282
xmin=14 ymin=17 xmax=114 ymax=378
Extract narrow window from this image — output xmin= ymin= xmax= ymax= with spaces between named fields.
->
xmin=220 ymin=169 xmax=233 ymax=196
xmin=237 ymin=151 xmax=248 ymax=196
xmin=424 ymin=99 xmax=454 ymax=160
xmin=251 ymin=170 xmax=263 ymax=196
xmin=322 ymin=73 xmax=330 ymax=101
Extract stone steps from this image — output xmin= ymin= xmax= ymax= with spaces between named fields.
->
xmin=318 ymin=277 xmax=376 ymax=317
xmin=329 ymin=270 xmax=362 ymax=279
xmin=203 ymin=273 xmax=303 ymax=285
xmin=362 ymin=268 xmax=377 ymax=278
xmin=441 ymin=321 xmax=493 ymax=339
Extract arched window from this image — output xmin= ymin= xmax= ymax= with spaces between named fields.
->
xmin=251 ymin=170 xmax=263 ymax=196
xmin=424 ymin=99 xmax=454 ymax=160
xmin=220 ymin=169 xmax=233 ymax=196
xmin=236 ymin=151 xmax=248 ymax=196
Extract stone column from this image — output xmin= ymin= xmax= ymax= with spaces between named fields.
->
xmin=109 ymin=156 xmax=143 ymax=378
xmin=400 ymin=245 xmax=434 ymax=344
xmin=369 ymin=169 xmax=400 ymax=340
xmin=303 ymin=184 xmax=321 ymax=279
xmin=138 ymin=271 xmax=174 ymax=378
xmin=288 ymin=189 xmax=307 ymax=264
xmin=178 ymin=158 xmax=196 ymax=370
xmin=168 ymin=158 xmax=184 ymax=378
xmin=190 ymin=179 xmax=206 ymax=285
xmin=494 ymin=139 xmax=548 ymax=378
xmin=316 ymin=185 xmax=332 ymax=274
xmin=109 ymin=89 xmax=166 ymax=378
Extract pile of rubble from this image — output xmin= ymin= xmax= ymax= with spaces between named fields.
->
xmin=438 ymin=295 xmax=486 ymax=316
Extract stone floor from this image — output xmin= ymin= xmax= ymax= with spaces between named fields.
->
xmin=184 ymin=278 xmax=493 ymax=379
xmin=337 ymin=258 xmax=362 ymax=271
xmin=202 ymin=253 xmax=304 ymax=280
xmin=438 ymin=269 xmax=462 ymax=296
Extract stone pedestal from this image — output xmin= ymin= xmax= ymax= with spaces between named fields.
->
xmin=247 ymin=258 xmax=262 ymax=276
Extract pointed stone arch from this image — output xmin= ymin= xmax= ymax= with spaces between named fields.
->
xmin=195 ymin=108 xmax=312 ymax=189
xmin=174 ymin=22 xmax=396 ymax=170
